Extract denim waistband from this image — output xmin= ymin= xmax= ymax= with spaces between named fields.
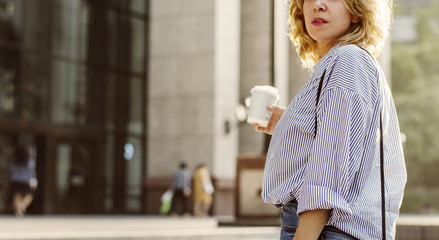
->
xmin=289 ymin=199 xmax=298 ymax=204
xmin=276 ymin=199 xmax=298 ymax=208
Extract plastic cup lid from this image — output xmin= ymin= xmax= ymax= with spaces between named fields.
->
xmin=251 ymin=85 xmax=279 ymax=99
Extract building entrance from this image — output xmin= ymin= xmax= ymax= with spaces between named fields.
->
xmin=0 ymin=0 xmax=148 ymax=215
xmin=53 ymin=137 xmax=99 ymax=214
xmin=0 ymin=123 xmax=105 ymax=215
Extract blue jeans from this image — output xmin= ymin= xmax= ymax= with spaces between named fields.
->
xmin=280 ymin=200 xmax=358 ymax=240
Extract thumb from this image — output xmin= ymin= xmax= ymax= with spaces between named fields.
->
xmin=267 ymin=104 xmax=276 ymax=112
xmin=267 ymin=104 xmax=282 ymax=113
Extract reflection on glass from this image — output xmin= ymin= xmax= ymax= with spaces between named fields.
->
xmin=125 ymin=137 xmax=142 ymax=212
xmin=19 ymin=55 xmax=47 ymax=120
xmin=51 ymin=61 xmax=87 ymax=125
xmin=0 ymin=1 xmax=15 ymax=17
xmin=85 ymin=4 xmax=118 ymax=67
xmin=129 ymin=78 xmax=144 ymax=134
xmin=24 ymin=0 xmax=43 ymax=49
xmin=129 ymin=17 xmax=145 ymax=73
xmin=0 ymin=0 xmax=22 ymax=46
xmin=108 ymin=0 xmax=146 ymax=14
xmin=105 ymin=74 xmax=116 ymax=130
xmin=127 ymin=0 xmax=146 ymax=15
xmin=56 ymin=143 xmax=71 ymax=212
xmin=53 ymin=0 xmax=88 ymax=60
xmin=104 ymin=135 xmax=114 ymax=212
xmin=106 ymin=10 xmax=118 ymax=68
xmin=0 ymin=134 xmax=14 ymax=212
xmin=0 ymin=67 xmax=15 ymax=114
xmin=124 ymin=142 xmax=135 ymax=160
xmin=0 ymin=49 xmax=19 ymax=116
xmin=118 ymin=14 xmax=145 ymax=74
xmin=56 ymin=142 xmax=92 ymax=213
xmin=21 ymin=54 xmax=48 ymax=120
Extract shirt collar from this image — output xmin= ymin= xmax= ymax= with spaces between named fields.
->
xmin=310 ymin=43 xmax=340 ymax=79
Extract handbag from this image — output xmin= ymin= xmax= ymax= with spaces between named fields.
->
xmin=202 ymin=180 xmax=214 ymax=194
xmin=159 ymin=190 xmax=173 ymax=215
xmin=316 ymin=62 xmax=386 ymax=239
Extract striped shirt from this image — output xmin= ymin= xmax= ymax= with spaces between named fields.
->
xmin=262 ymin=44 xmax=407 ymax=239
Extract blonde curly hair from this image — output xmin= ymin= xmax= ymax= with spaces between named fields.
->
xmin=288 ymin=0 xmax=393 ymax=69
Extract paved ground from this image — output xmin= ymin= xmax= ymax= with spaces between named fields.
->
xmin=0 ymin=215 xmax=281 ymax=240
xmin=1 ymin=214 xmax=439 ymax=240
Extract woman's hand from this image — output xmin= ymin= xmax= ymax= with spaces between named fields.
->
xmin=253 ymin=105 xmax=286 ymax=135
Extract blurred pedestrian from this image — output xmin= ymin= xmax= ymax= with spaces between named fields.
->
xmin=193 ymin=164 xmax=214 ymax=217
xmin=169 ymin=161 xmax=191 ymax=216
xmin=9 ymin=144 xmax=38 ymax=217
xmin=253 ymin=0 xmax=407 ymax=239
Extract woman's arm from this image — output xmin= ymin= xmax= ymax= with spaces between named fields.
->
xmin=253 ymin=105 xmax=286 ymax=135
xmin=293 ymin=209 xmax=331 ymax=240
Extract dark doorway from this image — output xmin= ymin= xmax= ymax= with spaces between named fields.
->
xmin=53 ymin=136 xmax=100 ymax=214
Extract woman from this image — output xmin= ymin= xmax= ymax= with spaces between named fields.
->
xmin=9 ymin=145 xmax=38 ymax=217
xmin=253 ymin=0 xmax=407 ymax=239
xmin=193 ymin=164 xmax=214 ymax=217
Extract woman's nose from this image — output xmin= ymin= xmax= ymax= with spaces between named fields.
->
xmin=313 ymin=0 xmax=326 ymax=11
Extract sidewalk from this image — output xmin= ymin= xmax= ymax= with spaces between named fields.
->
xmin=0 ymin=215 xmax=280 ymax=240
xmin=1 ymin=214 xmax=439 ymax=240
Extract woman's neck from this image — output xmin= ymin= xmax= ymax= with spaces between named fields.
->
xmin=317 ymin=40 xmax=338 ymax=60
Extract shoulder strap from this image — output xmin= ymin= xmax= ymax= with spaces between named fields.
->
xmin=315 ymin=69 xmax=326 ymax=135
xmin=358 ymin=46 xmax=386 ymax=239
xmin=380 ymin=110 xmax=386 ymax=240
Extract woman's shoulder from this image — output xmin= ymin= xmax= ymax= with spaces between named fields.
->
xmin=325 ymin=44 xmax=378 ymax=95
xmin=328 ymin=44 xmax=377 ymax=77
xmin=333 ymin=44 xmax=374 ymax=65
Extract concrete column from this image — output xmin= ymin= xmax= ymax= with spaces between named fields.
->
xmin=209 ymin=0 xmax=241 ymax=216
xmin=274 ymin=0 xmax=290 ymax=106
xmin=213 ymin=0 xmax=240 ymax=180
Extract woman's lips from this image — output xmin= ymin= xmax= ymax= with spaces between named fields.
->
xmin=312 ymin=17 xmax=328 ymax=26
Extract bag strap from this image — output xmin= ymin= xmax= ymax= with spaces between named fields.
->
xmin=380 ymin=110 xmax=386 ymax=240
xmin=315 ymin=69 xmax=326 ymax=135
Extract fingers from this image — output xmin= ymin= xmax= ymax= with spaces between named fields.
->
xmin=253 ymin=124 xmax=262 ymax=132
xmin=253 ymin=124 xmax=267 ymax=133
xmin=267 ymin=105 xmax=275 ymax=112
xmin=267 ymin=104 xmax=286 ymax=114
xmin=252 ymin=105 xmax=285 ymax=135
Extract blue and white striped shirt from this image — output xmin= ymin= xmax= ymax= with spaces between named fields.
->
xmin=262 ymin=44 xmax=407 ymax=239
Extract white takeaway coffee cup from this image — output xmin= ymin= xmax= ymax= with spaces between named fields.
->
xmin=247 ymin=85 xmax=279 ymax=127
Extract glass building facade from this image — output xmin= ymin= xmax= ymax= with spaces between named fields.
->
xmin=0 ymin=0 xmax=147 ymax=214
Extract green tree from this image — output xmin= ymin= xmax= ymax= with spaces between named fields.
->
xmin=392 ymin=0 xmax=439 ymax=212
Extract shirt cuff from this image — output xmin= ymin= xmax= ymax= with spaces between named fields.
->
xmin=297 ymin=185 xmax=352 ymax=223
